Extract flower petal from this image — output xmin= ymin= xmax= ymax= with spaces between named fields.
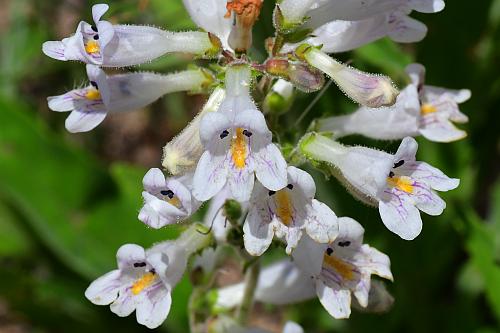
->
xmin=47 ymin=91 xmax=77 ymax=112
xmin=143 ymin=168 xmax=167 ymax=193
xmin=42 ymin=41 xmax=67 ymax=61
xmin=399 ymin=161 xmax=460 ymax=191
xmin=228 ymin=163 xmax=255 ymax=202
xmin=84 ymin=270 xmax=122 ymax=305
xmin=92 ymin=4 xmax=110 ymax=23
xmin=305 ymin=199 xmax=339 ymax=244
xmin=243 ymin=204 xmax=274 ymax=256
xmin=357 ymin=245 xmax=393 ymax=281
xmin=315 ymin=279 xmax=352 ymax=319
xmin=412 ymin=182 xmax=446 ymax=216
xmin=388 ymin=13 xmax=428 ymax=43
xmin=110 ymin=288 xmax=136 ymax=317
xmin=117 ymin=244 xmax=146 ymax=271
xmin=393 ymin=136 xmax=418 ymax=163
xmin=378 ymin=191 xmax=422 ymax=240
xmin=254 ymin=143 xmax=288 ymax=191
xmin=192 ymin=150 xmax=228 ymax=201
xmin=65 ymin=108 xmax=107 ymax=133
xmin=135 ymin=288 xmax=172 ymax=329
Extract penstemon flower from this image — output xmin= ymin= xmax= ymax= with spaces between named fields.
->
xmin=316 ymin=63 xmax=471 ymax=142
xmin=292 ymin=217 xmax=393 ymax=319
xmin=243 ymin=166 xmax=339 ymax=255
xmin=295 ymin=44 xmax=399 ymax=107
xmin=43 ymin=4 xmax=221 ymax=67
xmin=276 ymin=0 xmax=444 ymax=31
xmin=300 ymin=134 xmax=459 ymax=240
xmin=85 ymin=224 xmax=211 ymax=328
xmin=283 ymin=10 xmax=428 ymax=54
xmin=47 ymin=65 xmax=213 ymax=133
xmin=139 ymin=168 xmax=201 ymax=229
xmin=192 ymin=65 xmax=287 ymax=202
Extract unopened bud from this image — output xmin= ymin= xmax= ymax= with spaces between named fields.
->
xmin=296 ymin=44 xmax=399 ymax=107
xmin=265 ymin=58 xmax=324 ymax=92
xmin=223 ymin=199 xmax=242 ymax=224
xmin=225 ymin=0 xmax=264 ymax=53
xmin=263 ymin=79 xmax=294 ymax=114
xmin=162 ymin=87 xmax=226 ymax=175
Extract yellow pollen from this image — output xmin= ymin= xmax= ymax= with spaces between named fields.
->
xmin=231 ymin=128 xmax=247 ymax=169
xmin=275 ymin=190 xmax=293 ymax=226
xmin=387 ymin=176 xmax=414 ymax=194
xmin=167 ymin=197 xmax=182 ymax=208
xmin=85 ymin=40 xmax=100 ymax=54
xmin=323 ymin=253 xmax=355 ymax=281
xmin=131 ymin=272 xmax=157 ymax=295
xmin=421 ymin=103 xmax=437 ymax=115
xmin=85 ymin=88 xmax=101 ymax=100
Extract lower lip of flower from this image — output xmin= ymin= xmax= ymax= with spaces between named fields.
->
xmin=275 ymin=190 xmax=293 ymax=226
xmin=323 ymin=253 xmax=355 ymax=281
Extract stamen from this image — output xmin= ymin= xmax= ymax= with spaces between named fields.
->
xmin=133 ymin=262 xmax=147 ymax=268
xmin=93 ymin=34 xmax=99 ymax=40
xmin=323 ymin=253 xmax=355 ymax=281
xmin=389 ymin=171 xmax=395 ymax=178
xmin=421 ymin=103 xmax=437 ymax=115
xmin=90 ymin=81 xmax=99 ymax=89
xmin=393 ymin=160 xmax=405 ymax=168
xmin=387 ymin=175 xmax=414 ymax=194
xmin=220 ymin=130 xmax=229 ymax=139
xmin=242 ymin=129 xmax=252 ymax=137
xmin=287 ymin=184 xmax=294 ymax=190
xmin=268 ymin=190 xmax=276 ymax=196
xmin=131 ymin=272 xmax=157 ymax=295
xmin=85 ymin=40 xmax=100 ymax=54
xmin=326 ymin=247 xmax=334 ymax=255
xmin=275 ymin=189 xmax=293 ymax=226
xmin=230 ymin=128 xmax=248 ymax=169
xmin=338 ymin=241 xmax=351 ymax=247
xmin=161 ymin=190 xmax=181 ymax=208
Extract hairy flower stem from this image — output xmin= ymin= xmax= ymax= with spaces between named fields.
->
xmin=236 ymin=259 xmax=261 ymax=324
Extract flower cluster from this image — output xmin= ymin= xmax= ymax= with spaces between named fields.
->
xmin=43 ymin=0 xmax=468 ymax=331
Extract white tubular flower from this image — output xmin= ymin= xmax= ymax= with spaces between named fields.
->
xmin=243 ymin=166 xmax=339 ymax=256
xmin=316 ymin=63 xmax=471 ymax=143
xmin=163 ymin=87 xmax=226 ymax=176
xmin=215 ymin=259 xmax=316 ymax=310
xmin=84 ymin=243 xmax=184 ymax=329
xmin=47 ymin=65 xmax=213 ymax=133
xmin=300 ymin=134 xmax=460 ymax=240
xmin=192 ymin=65 xmax=287 ymax=202
xmin=139 ymin=168 xmax=201 ymax=229
xmin=43 ymin=4 xmax=220 ymax=67
xmin=210 ymin=316 xmax=304 ymax=333
xmin=277 ymin=0 xmax=444 ymax=30
xmin=183 ymin=0 xmax=233 ymax=50
xmin=292 ymin=217 xmax=393 ymax=319
xmin=296 ymin=45 xmax=398 ymax=108
xmin=283 ymin=10 xmax=427 ymax=54
xmin=85 ymin=224 xmax=210 ymax=329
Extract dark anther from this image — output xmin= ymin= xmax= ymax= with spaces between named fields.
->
xmin=242 ymin=129 xmax=252 ymax=137
xmin=389 ymin=171 xmax=395 ymax=178
xmin=90 ymin=81 xmax=99 ymax=89
xmin=220 ymin=130 xmax=229 ymax=139
xmin=338 ymin=241 xmax=351 ymax=247
xmin=91 ymin=25 xmax=98 ymax=32
xmin=287 ymin=184 xmax=294 ymax=190
xmin=93 ymin=34 xmax=99 ymax=40
xmin=161 ymin=190 xmax=175 ymax=199
xmin=149 ymin=268 xmax=156 ymax=274
xmin=268 ymin=190 xmax=276 ymax=196
xmin=133 ymin=262 xmax=147 ymax=268
xmin=326 ymin=248 xmax=334 ymax=256
xmin=393 ymin=160 xmax=405 ymax=168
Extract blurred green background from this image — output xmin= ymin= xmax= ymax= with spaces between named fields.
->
xmin=0 ymin=0 xmax=499 ymax=332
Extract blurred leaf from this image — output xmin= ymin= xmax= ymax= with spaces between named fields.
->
xmin=0 ymin=199 xmax=31 ymax=256
xmin=465 ymin=209 xmax=500 ymax=323
xmin=0 ymin=97 xmax=180 ymax=279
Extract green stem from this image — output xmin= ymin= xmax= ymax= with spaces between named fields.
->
xmin=236 ymin=260 xmax=261 ymax=324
